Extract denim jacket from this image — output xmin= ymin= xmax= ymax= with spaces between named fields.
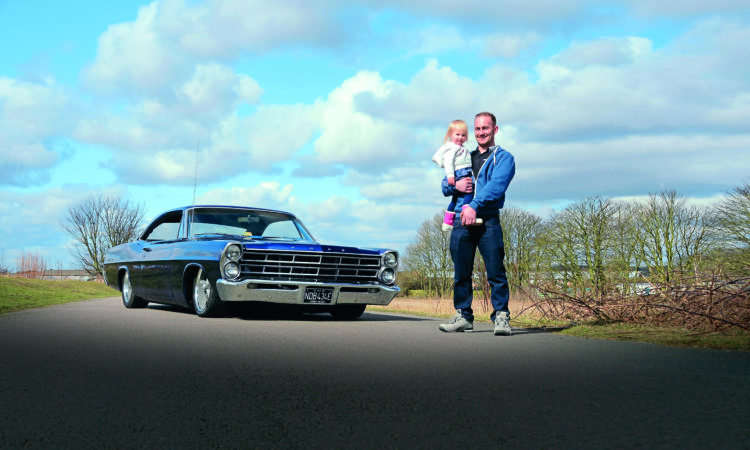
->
xmin=442 ymin=145 xmax=515 ymax=217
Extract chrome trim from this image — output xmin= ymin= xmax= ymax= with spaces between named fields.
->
xmin=239 ymin=249 xmax=383 ymax=284
xmin=382 ymin=251 xmax=399 ymax=269
xmin=220 ymin=241 xmax=243 ymax=280
xmin=216 ymin=279 xmax=400 ymax=306
xmin=378 ymin=267 xmax=397 ymax=285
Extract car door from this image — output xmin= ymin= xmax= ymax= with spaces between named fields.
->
xmin=139 ymin=211 xmax=183 ymax=302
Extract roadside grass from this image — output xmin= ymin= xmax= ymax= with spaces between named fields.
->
xmin=562 ymin=323 xmax=750 ymax=351
xmin=370 ymin=295 xmax=749 ymax=351
xmin=0 ymin=276 xmax=117 ymax=314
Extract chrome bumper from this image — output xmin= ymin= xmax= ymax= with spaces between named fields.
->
xmin=216 ymin=279 xmax=400 ymax=306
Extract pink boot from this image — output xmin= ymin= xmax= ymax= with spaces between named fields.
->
xmin=442 ymin=211 xmax=456 ymax=231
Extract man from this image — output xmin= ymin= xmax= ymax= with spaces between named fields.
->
xmin=439 ymin=112 xmax=515 ymax=335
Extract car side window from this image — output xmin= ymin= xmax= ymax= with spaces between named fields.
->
xmin=146 ymin=222 xmax=180 ymax=241
xmin=143 ymin=211 xmax=183 ymax=241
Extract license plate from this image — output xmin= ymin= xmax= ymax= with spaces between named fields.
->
xmin=303 ymin=287 xmax=334 ymax=304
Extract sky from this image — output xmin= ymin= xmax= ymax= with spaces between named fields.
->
xmin=1 ymin=0 xmax=749 ymax=270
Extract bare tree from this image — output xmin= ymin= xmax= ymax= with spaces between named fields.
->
xmin=0 ymin=248 xmax=7 ymax=275
xmin=61 ymin=194 xmax=146 ymax=276
xmin=635 ymin=190 xmax=713 ymax=282
xmin=540 ymin=197 xmax=618 ymax=298
xmin=608 ymin=200 xmax=645 ymax=292
xmin=713 ymin=181 xmax=750 ymax=274
xmin=16 ymin=251 xmax=48 ymax=279
xmin=403 ymin=213 xmax=454 ymax=297
xmin=500 ymin=206 xmax=542 ymax=291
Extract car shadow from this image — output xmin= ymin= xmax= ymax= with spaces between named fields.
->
xmin=466 ymin=325 xmax=573 ymax=334
xmin=144 ymin=304 xmax=574 ymax=328
xmin=145 ymin=303 xmax=427 ymax=322
xmin=146 ymin=304 xmax=194 ymax=315
xmin=225 ymin=303 xmax=428 ymax=322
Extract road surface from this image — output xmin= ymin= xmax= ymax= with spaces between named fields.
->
xmin=2 ymin=298 xmax=748 ymax=448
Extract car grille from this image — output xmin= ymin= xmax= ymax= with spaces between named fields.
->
xmin=240 ymin=250 xmax=381 ymax=283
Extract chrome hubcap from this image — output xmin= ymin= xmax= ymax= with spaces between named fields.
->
xmin=123 ymin=272 xmax=132 ymax=302
xmin=194 ymin=269 xmax=210 ymax=312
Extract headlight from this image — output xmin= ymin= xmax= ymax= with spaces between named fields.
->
xmin=383 ymin=251 xmax=398 ymax=268
xmin=225 ymin=244 xmax=242 ymax=261
xmin=379 ymin=268 xmax=396 ymax=285
xmin=224 ymin=262 xmax=240 ymax=279
xmin=221 ymin=243 xmax=243 ymax=279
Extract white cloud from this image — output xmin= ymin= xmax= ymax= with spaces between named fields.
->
xmin=354 ymin=60 xmax=481 ymax=126
xmin=631 ymin=0 xmax=750 ymax=16
xmin=83 ymin=2 xmax=187 ymax=96
xmin=549 ymin=37 xmax=652 ymax=67
xmin=308 ymin=71 xmax=420 ymax=173
xmin=482 ymin=20 xmax=750 ymax=141
xmin=92 ymin=100 xmax=320 ymax=185
xmin=0 ymin=77 xmax=75 ymax=186
xmin=483 ymin=32 xmax=544 ymax=59
xmin=160 ymin=0 xmax=348 ymax=58
xmin=509 ymin=133 xmax=750 ymax=202
xmin=373 ymin=0 xmax=592 ymax=25
xmin=0 ymin=185 xmax=132 ymax=269
xmin=197 ymin=182 xmax=294 ymax=208
xmin=353 ymin=166 xmax=444 ymax=204
xmin=401 ymin=26 xmax=466 ymax=58
xmin=178 ymin=63 xmax=263 ymax=119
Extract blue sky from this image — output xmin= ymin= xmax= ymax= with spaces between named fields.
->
xmin=1 ymin=0 xmax=749 ymax=270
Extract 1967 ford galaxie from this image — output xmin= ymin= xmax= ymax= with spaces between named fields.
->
xmin=103 ymin=205 xmax=400 ymax=319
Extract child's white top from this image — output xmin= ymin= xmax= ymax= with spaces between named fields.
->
xmin=431 ymin=141 xmax=472 ymax=178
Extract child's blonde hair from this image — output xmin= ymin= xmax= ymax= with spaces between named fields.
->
xmin=443 ymin=120 xmax=468 ymax=143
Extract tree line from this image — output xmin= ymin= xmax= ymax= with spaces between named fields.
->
xmin=404 ymin=182 xmax=750 ymax=298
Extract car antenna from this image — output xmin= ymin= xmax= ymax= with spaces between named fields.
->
xmin=190 ymin=140 xmax=200 ymax=240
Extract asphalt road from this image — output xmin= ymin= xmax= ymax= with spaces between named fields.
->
xmin=2 ymin=298 xmax=748 ymax=449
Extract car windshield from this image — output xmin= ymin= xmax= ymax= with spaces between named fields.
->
xmin=187 ymin=208 xmax=313 ymax=241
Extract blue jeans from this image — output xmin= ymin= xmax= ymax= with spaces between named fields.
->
xmin=446 ymin=168 xmax=474 ymax=213
xmin=449 ymin=215 xmax=510 ymax=322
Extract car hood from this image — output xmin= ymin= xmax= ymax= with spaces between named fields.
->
xmin=242 ymin=240 xmax=385 ymax=255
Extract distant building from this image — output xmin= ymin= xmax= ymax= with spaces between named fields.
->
xmin=5 ymin=269 xmax=98 ymax=281
xmin=41 ymin=270 xmax=97 ymax=281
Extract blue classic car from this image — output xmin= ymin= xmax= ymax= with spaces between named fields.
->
xmin=103 ymin=205 xmax=400 ymax=319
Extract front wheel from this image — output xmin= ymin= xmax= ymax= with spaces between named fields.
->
xmin=330 ymin=304 xmax=366 ymax=320
xmin=121 ymin=271 xmax=148 ymax=309
xmin=192 ymin=268 xmax=223 ymax=317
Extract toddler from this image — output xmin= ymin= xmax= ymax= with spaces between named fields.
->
xmin=431 ymin=120 xmax=480 ymax=231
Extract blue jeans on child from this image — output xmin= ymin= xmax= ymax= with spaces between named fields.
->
xmin=449 ymin=214 xmax=510 ymax=323
xmin=447 ymin=167 xmax=474 ymax=212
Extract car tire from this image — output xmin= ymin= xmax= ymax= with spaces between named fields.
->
xmin=330 ymin=304 xmax=366 ymax=320
xmin=192 ymin=268 xmax=223 ymax=318
xmin=121 ymin=270 xmax=148 ymax=309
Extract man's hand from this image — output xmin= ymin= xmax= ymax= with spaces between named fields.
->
xmin=455 ymin=177 xmax=473 ymax=193
xmin=447 ymin=177 xmax=455 ymax=186
xmin=461 ymin=205 xmax=477 ymax=225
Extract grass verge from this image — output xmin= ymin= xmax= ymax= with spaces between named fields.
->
xmin=0 ymin=276 xmax=117 ymax=314
xmin=371 ymin=295 xmax=749 ymax=351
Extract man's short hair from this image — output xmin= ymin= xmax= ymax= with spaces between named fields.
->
xmin=475 ymin=111 xmax=497 ymax=127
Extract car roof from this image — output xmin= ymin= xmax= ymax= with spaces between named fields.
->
xmin=169 ymin=205 xmax=300 ymax=219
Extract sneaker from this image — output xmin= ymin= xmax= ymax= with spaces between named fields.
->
xmin=493 ymin=311 xmax=512 ymax=336
xmin=439 ymin=310 xmax=474 ymax=332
